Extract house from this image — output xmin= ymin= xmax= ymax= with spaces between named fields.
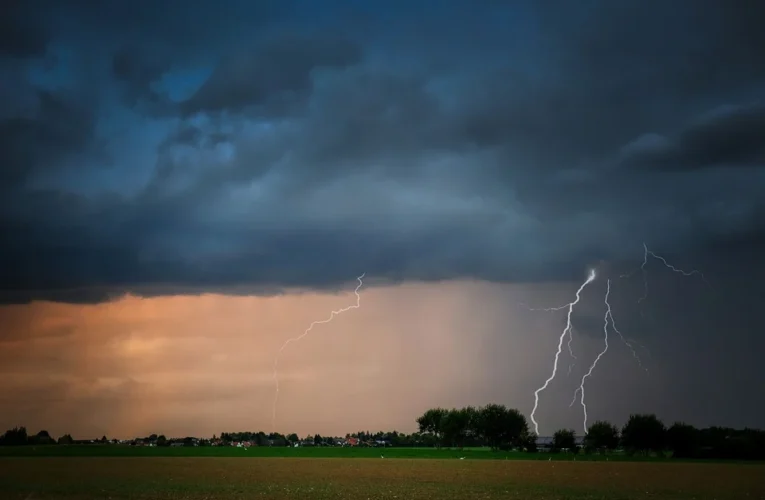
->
xmin=345 ymin=437 xmax=360 ymax=447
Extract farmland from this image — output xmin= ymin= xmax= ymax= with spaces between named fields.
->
xmin=1 ymin=453 xmax=764 ymax=499
xmin=0 ymin=444 xmax=664 ymax=460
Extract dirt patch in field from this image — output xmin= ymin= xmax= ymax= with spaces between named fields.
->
xmin=1 ymin=457 xmax=763 ymax=499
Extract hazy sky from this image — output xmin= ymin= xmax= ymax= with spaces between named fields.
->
xmin=1 ymin=0 xmax=764 ymax=439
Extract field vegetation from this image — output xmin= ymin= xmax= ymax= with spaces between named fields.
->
xmin=2 ymin=456 xmax=764 ymax=500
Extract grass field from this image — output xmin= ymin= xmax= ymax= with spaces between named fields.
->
xmin=0 ymin=444 xmax=660 ymax=461
xmin=1 ymin=456 xmax=764 ymax=499
xmin=1 ymin=444 xmax=763 ymax=464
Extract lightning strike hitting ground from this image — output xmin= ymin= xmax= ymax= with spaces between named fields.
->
xmin=530 ymin=269 xmax=597 ymax=436
xmin=527 ymin=244 xmax=708 ymax=436
xmin=568 ymin=244 xmax=709 ymax=432
xmin=569 ymin=279 xmax=612 ymax=433
xmin=271 ymin=273 xmax=365 ymax=431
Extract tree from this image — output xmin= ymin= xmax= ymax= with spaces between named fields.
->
xmin=440 ymin=407 xmax=474 ymax=449
xmin=157 ymin=435 xmax=168 ymax=447
xmin=584 ymin=420 xmax=620 ymax=454
xmin=518 ymin=431 xmax=538 ymax=453
xmin=474 ymin=404 xmax=529 ymax=450
xmin=31 ymin=430 xmax=55 ymax=445
xmin=552 ymin=429 xmax=577 ymax=453
xmin=416 ymin=408 xmax=448 ymax=447
xmin=666 ymin=422 xmax=700 ymax=459
xmin=269 ymin=433 xmax=288 ymax=446
xmin=100 ymin=435 xmax=108 ymax=443
xmin=286 ymin=433 xmax=299 ymax=444
xmin=621 ymin=414 xmax=666 ymax=455
xmin=0 ymin=427 xmax=28 ymax=446
xmin=313 ymin=434 xmax=323 ymax=446
xmin=57 ymin=434 xmax=74 ymax=445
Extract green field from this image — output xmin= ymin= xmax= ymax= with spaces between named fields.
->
xmin=1 ymin=455 xmax=764 ymax=499
xmin=0 ymin=444 xmax=671 ymax=461
xmin=1 ymin=444 xmax=762 ymax=465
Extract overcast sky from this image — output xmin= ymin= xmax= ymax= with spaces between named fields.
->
xmin=1 ymin=0 xmax=764 ymax=439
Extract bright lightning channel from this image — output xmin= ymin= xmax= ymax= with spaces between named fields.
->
xmin=529 ymin=269 xmax=597 ymax=436
xmin=519 ymin=303 xmax=578 ymax=373
xmin=271 ymin=273 xmax=366 ymax=432
xmin=569 ymin=278 xmax=612 ymax=434
xmin=569 ymin=244 xmax=709 ymax=433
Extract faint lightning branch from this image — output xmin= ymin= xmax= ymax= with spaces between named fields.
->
xmin=569 ymin=278 xmax=612 ymax=434
xmin=621 ymin=243 xmax=711 ymax=304
xmin=271 ymin=273 xmax=366 ymax=431
xmin=530 ymin=269 xmax=597 ymax=436
xmin=611 ymin=318 xmax=648 ymax=374
xmin=646 ymin=246 xmax=712 ymax=287
xmin=627 ymin=338 xmax=652 ymax=359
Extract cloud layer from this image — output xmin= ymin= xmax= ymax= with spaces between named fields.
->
xmin=1 ymin=0 xmax=764 ymax=303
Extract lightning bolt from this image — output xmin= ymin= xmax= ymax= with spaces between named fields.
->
xmin=567 ymin=244 xmax=709 ymax=432
xmin=610 ymin=317 xmax=648 ymax=374
xmin=569 ymin=278 xmax=612 ymax=433
xmin=621 ymin=243 xmax=711 ymax=304
xmin=271 ymin=273 xmax=365 ymax=431
xmin=530 ymin=269 xmax=597 ymax=436
xmin=519 ymin=303 xmax=578 ymax=373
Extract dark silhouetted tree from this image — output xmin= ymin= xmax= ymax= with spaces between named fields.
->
xmin=666 ymin=422 xmax=700 ymax=459
xmin=31 ymin=430 xmax=55 ymax=445
xmin=440 ymin=407 xmax=475 ymax=449
xmin=519 ymin=431 xmax=538 ymax=452
xmin=552 ymin=429 xmax=577 ymax=453
xmin=0 ymin=427 xmax=28 ymax=446
xmin=157 ymin=435 xmax=168 ymax=447
xmin=57 ymin=434 xmax=74 ymax=445
xmin=584 ymin=420 xmax=620 ymax=454
xmin=416 ymin=408 xmax=448 ymax=448
xmin=621 ymin=414 xmax=666 ymax=455
xmin=474 ymin=404 xmax=529 ymax=450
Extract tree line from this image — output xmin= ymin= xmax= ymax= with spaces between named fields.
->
xmin=3 ymin=404 xmax=764 ymax=460
xmin=414 ymin=405 xmax=765 ymax=460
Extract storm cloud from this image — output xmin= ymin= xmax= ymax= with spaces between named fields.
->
xmin=1 ymin=0 xmax=764 ymax=303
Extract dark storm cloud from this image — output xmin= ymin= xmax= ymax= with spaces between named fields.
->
xmin=0 ymin=89 xmax=99 ymax=186
xmin=180 ymin=32 xmax=363 ymax=117
xmin=0 ymin=1 xmax=51 ymax=58
xmin=1 ymin=0 xmax=765 ymax=304
xmin=621 ymin=103 xmax=765 ymax=171
xmin=110 ymin=46 xmax=174 ymax=113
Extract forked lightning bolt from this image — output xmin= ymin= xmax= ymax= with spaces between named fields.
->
xmin=519 ymin=303 xmax=578 ymax=372
xmin=271 ymin=273 xmax=365 ymax=431
xmin=569 ymin=279 xmax=612 ymax=433
xmin=529 ymin=269 xmax=596 ymax=436
xmin=568 ymin=245 xmax=708 ymax=433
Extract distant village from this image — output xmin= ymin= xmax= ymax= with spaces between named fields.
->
xmin=68 ymin=432 xmax=578 ymax=452
xmin=80 ymin=434 xmax=403 ymax=449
